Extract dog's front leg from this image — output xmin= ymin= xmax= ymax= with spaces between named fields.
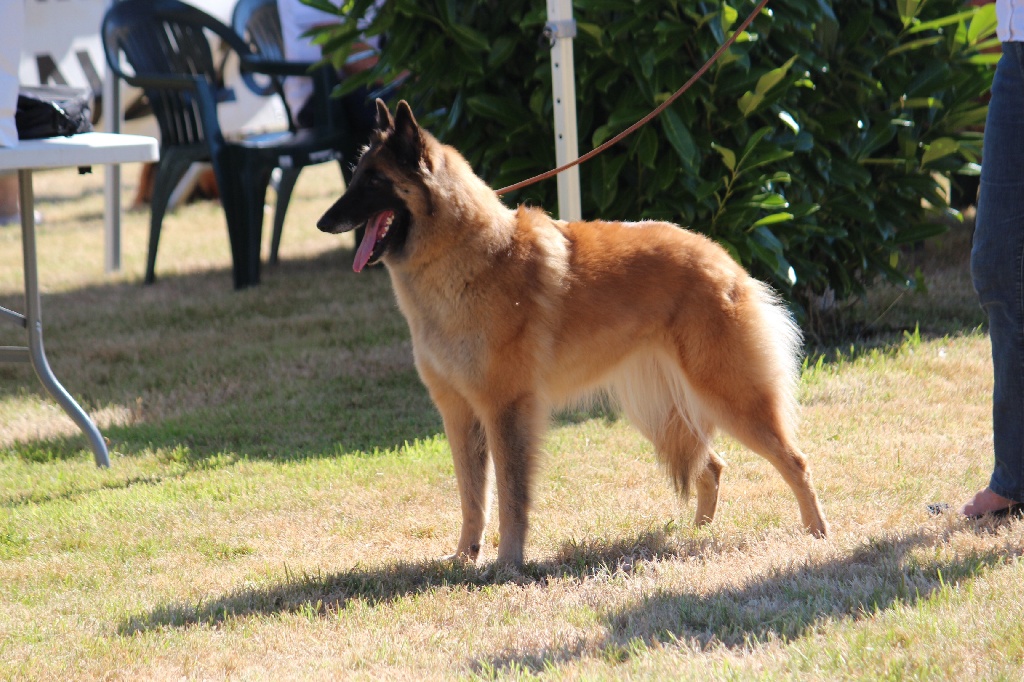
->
xmin=485 ymin=395 xmax=541 ymax=567
xmin=426 ymin=374 xmax=490 ymax=563
xmin=448 ymin=411 xmax=490 ymax=563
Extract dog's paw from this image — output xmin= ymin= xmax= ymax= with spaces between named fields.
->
xmin=440 ymin=545 xmax=480 ymax=564
xmin=481 ymin=561 xmax=528 ymax=584
xmin=806 ymin=521 xmax=829 ymax=539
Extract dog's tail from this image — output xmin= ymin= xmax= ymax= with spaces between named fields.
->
xmin=609 ymin=351 xmax=714 ymax=498
xmin=748 ymin=279 xmax=804 ymax=432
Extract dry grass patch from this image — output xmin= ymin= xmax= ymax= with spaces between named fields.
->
xmin=1 ymin=169 xmax=1022 ymax=679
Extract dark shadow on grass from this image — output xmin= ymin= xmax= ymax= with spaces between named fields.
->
xmin=115 ymin=528 xmax=686 ymax=635
xmin=0 ymin=471 xmax=171 ymax=508
xmin=115 ymin=524 xmax=1018 ymax=676
xmin=472 ymin=529 xmax=1018 ymax=675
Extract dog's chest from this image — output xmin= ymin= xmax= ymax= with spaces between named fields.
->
xmin=396 ymin=281 xmax=492 ymax=381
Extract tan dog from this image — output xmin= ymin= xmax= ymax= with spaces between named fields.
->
xmin=318 ymin=100 xmax=828 ymax=566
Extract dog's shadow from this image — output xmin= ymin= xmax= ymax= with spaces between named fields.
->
xmin=117 ymin=526 xmax=1011 ymax=673
xmin=475 ymin=528 xmax=1014 ymax=674
xmin=116 ymin=529 xmax=678 ymax=635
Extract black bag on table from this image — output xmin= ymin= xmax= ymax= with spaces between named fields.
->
xmin=15 ymin=85 xmax=93 ymax=140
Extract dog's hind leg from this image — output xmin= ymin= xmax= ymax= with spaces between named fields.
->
xmin=727 ymin=415 xmax=827 ymax=537
xmin=690 ymin=363 xmax=828 ymax=537
xmin=423 ymin=372 xmax=491 ymax=563
xmin=653 ymin=413 xmax=727 ymax=527
xmin=675 ymin=283 xmax=828 ymax=537
xmin=694 ymin=449 xmax=726 ymax=526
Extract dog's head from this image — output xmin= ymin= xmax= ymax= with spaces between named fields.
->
xmin=317 ymin=99 xmax=434 ymax=272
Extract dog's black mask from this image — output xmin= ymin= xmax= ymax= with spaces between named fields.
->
xmin=317 ymin=167 xmax=410 ymax=272
xmin=317 ymin=99 xmax=421 ymax=272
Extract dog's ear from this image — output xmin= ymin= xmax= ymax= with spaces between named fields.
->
xmin=375 ymin=98 xmax=394 ymax=131
xmin=392 ymin=100 xmax=429 ymax=170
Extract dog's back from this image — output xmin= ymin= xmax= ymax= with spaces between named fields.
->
xmin=511 ymin=214 xmax=804 ymax=501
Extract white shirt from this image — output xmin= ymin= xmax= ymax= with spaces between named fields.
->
xmin=998 ymin=0 xmax=1024 ymax=42
xmin=276 ymin=0 xmax=381 ymax=115
xmin=277 ymin=0 xmax=338 ymax=114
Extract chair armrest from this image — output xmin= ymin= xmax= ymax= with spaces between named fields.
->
xmin=118 ymin=73 xmax=203 ymax=92
xmin=239 ymin=55 xmax=341 ymax=131
xmin=240 ymin=55 xmax=319 ymax=79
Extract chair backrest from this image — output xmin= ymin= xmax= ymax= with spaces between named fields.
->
xmin=102 ymin=0 xmax=251 ymax=149
xmin=231 ymin=0 xmax=285 ymax=98
xmin=233 ymin=0 xmax=285 ymax=61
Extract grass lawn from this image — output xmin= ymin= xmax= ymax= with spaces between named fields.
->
xmin=1 ymin=164 xmax=1021 ymax=680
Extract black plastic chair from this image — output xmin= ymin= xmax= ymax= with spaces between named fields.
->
xmin=231 ymin=0 xmax=357 ymax=265
xmin=102 ymin=0 xmax=356 ymax=288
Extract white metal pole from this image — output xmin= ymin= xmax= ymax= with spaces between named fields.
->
xmin=546 ymin=0 xmax=581 ymax=222
xmin=103 ymin=0 xmax=122 ymax=273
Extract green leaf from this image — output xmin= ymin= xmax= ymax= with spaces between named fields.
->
xmin=449 ymin=24 xmax=490 ymax=53
xmin=921 ymin=137 xmax=960 ymax=166
xmin=900 ymin=98 xmax=943 ymax=110
xmin=967 ymin=53 xmax=1002 ymax=66
xmin=738 ymin=56 xmax=797 ymax=117
xmin=488 ymin=37 xmax=517 ymax=69
xmin=738 ymin=91 xmax=761 ymax=117
xmin=896 ymin=0 xmax=922 ymax=27
xmin=465 ymin=95 xmax=528 ymax=128
xmin=755 ymin=55 xmax=799 ymax=96
xmin=661 ymin=107 xmax=698 ymax=169
xmin=713 ymin=143 xmax=737 ymax=173
xmin=744 ymin=193 xmax=790 ymax=209
xmin=591 ymin=154 xmax=628 ymax=211
xmin=576 ymin=22 xmax=604 ymax=43
xmin=887 ymin=36 xmax=943 ymax=57
xmin=942 ymin=105 xmax=989 ymax=130
xmin=721 ymin=4 xmax=739 ymax=32
xmin=907 ymin=8 xmax=977 ymax=33
xmin=968 ymin=4 xmax=998 ymax=44
xmin=740 ymin=148 xmax=794 ymax=174
xmin=632 ymin=126 xmax=658 ymax=169
xmin=740 ymin=127 xmax=773 ymax=159
xmin=592 ymin=124 xmax=616 ymax=148
xmin=752 ymin=212 xmax=794 ymax=227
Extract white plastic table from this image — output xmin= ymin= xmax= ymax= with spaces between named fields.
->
xmin=0 ymin=132 xmax=159 ymax=467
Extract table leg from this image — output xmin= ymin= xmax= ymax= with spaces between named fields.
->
xmin=18 ymin=169 xmax=110 ymax=468
xmin=104 ymin=164 xmax=121 ymax=273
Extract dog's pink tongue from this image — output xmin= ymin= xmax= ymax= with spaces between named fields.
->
xmin=353 ymin=213 xmax=387 ymax=273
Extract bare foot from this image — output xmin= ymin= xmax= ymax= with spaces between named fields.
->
xmin=960 ymin=487 xmax=1018 ymax=517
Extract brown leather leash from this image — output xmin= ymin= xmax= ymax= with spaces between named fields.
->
xmin=495 ymin=0 xmax=772 ymax=196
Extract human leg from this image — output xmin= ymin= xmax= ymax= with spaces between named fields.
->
xmin=965 ymin=42 xmax=1024 ymax=512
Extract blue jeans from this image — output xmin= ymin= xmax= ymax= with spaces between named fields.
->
xmin=972 ymin=42 xmax=1024 ymax=503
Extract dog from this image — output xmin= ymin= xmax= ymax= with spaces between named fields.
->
xmin=317 ymin=100 xmax=828 ymax=566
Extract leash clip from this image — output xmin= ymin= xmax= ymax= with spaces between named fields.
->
xmin=542 ymin=19 xmax=577 ymax=47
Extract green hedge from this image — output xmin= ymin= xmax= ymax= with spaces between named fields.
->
xmin=310 ymin=0 xmax=997 ymax=320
